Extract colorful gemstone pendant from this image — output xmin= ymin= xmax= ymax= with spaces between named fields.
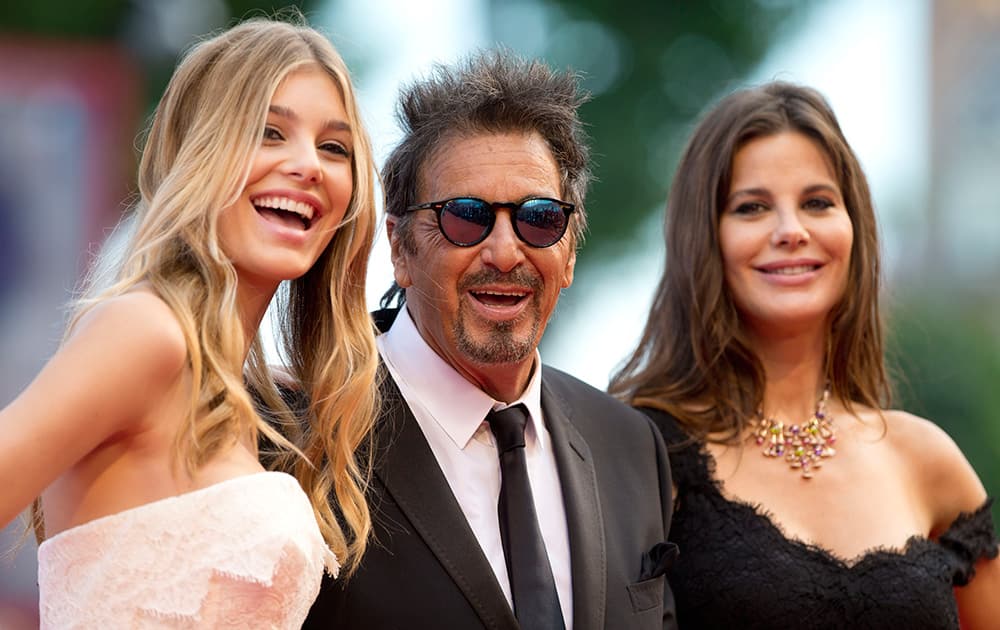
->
xmin=752 ymin=388 xmax=835 ymax=479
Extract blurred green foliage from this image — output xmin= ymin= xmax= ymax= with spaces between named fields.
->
xmin=889 ymin=293 xmax=1000 ymax=522
xmin=0 ymin=1 xmax=319 ymax=38
xmin=0 ymin=0 xmax=131 ymax=38
xmin=490 ymin=0 xmax=810 ymax=265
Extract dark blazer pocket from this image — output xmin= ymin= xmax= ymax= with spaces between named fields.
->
xmin=627 ymin=574 xmax=665 ymax=613
xmin=640 ymin=541 xmax=679 ymax=581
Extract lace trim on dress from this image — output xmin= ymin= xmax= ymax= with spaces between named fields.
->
xmin=938 ymin=499 xmax=999 ymax=585
xmin=38 ymin=471 xmax=337 ymax=628
xmin=644 ymin=407 xmax=999 ymax=574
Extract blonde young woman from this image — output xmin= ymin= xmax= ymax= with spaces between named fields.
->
xmin=610 ymin=82 xmax=998 ymax=629
xmin=0 ymin=17 xmax=379 ymax=628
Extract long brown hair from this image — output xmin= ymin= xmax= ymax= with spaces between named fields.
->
xmin=609 ymin=82 xmax=890 ymax=441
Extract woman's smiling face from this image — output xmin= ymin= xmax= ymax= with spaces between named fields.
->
xmin=218 ymin=63 xmax=355 ymax=293
xmin=720 ymin=131 xmax=854 ymax=337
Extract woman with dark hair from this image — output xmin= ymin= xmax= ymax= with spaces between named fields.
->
xmin=610 ymin=82 xmax=998 ymax=628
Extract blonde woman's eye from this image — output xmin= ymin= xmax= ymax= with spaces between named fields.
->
xmin=321 ymin=141 xmax=350 ymax=157
xmin=262 ymin=126 xmax=283 ymax=141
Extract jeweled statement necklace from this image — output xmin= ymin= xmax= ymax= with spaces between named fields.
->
xmin=752 ymin=387 xmax=836 ymax=479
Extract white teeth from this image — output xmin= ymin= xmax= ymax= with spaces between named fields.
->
xmin=252 ymin=196 xmax=314 ymax=220
xmin=766 ymin=265 xmax=816 ymax=275
xmin=478 ymin=290 xmax=526 ymax=297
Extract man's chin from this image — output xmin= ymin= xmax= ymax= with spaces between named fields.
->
xmin=455 ymin=328 xmax=536 ymax=365
xmin=462 ymin=341 xmax=534 ymax=365
xmin=455 ymin=311 xmax=541 ymax=362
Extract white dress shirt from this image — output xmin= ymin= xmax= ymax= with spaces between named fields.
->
xmin=377 ymin=307 xmax=574 ymax=628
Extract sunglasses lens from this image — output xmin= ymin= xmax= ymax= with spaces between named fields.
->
xmin=516 ymin=199 xmax=568 ymax=247
xmin=439 ymin=199 xmax=493 ymax=246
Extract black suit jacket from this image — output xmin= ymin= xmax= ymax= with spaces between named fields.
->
xmin=305 ymin=310 xmax=677 ymax=629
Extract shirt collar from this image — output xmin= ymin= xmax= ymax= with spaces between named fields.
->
xmin=378 ymin=306 xmax=546 ymax=450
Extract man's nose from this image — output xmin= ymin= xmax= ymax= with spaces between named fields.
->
xmin=479 ymin=210 xmax=525 ymax=272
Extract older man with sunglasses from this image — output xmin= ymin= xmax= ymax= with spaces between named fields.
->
xmin=304 ymin=51 xmax=678 ymax=630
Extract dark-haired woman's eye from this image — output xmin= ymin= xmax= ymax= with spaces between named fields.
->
xmin=803 ymin=198 xmax=834 ymax=211
xmin=733 ymin=201 xmax=767 ymax=215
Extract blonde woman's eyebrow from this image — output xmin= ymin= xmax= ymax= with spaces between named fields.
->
xmin=267 ymin=104 xmax=352 ymax=134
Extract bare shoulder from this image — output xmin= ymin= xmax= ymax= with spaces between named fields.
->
xmin=69 ymin=289 xmax=188 ymax=377
xmin=883 ymin=409 xmax=957 ymax=456
xmin=883 ymin=409 xmax=988 ymax=533
xmin=0 ymin=289 xmax=191 ymax=517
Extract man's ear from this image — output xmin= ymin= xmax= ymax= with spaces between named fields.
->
xmin=561 ymin=247 xmax=576 ymax=289
xmin=386 ymin=214 xmax=412 ymax=288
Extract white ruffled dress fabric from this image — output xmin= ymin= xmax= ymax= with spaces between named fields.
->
xmin=37 ymin=471 xmax=337 ymax=629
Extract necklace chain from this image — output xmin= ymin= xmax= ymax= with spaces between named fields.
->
xmin=751 ymin=387 xmax=836 ymax=479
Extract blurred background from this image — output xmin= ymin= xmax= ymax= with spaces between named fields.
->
xmin=1 ymin=0 xmax=998 ymax=625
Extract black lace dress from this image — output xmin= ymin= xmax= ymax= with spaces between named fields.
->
xmin=641 ymin=408 xmax=999 ymax=630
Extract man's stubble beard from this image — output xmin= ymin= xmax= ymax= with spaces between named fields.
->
xmin=452 ymin=267 xmax=545 ymax=365
xmin=453 ymin=301 xmax=541 ymax=365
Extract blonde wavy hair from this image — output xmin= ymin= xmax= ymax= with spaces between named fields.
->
xmin=31 ymin=15 xmax=380 ymax=575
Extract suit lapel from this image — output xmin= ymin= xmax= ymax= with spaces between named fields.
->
xmin=541 ymin=374 xmax=606 ymax=630
xmin=375 ymin=376 xmax=517 ymax=630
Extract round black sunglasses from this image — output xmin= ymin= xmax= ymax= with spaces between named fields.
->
xmin=404 ymin=197 xmax=576 ymax=248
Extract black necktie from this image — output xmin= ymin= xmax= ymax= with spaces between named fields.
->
xmin=486 ymin=404 xmax=565 ymax=630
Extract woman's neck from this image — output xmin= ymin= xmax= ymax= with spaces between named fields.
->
xmin=746 ymin=325 xmax=828 ymax=424
xmin=235 ymin=281 xmax=278 ymax=362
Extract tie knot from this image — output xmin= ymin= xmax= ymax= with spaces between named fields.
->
xmin=486 ymin=404 xmax=528 ymax=454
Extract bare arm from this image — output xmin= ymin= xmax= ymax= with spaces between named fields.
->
xmin=0 ymin=291 xmax=187 ymax=528
xmin=944 ymin=453 xmax=1000 ymax=629
xmin=899 ymin=412 xmax=1000 ymax=628
xmin=957 ymin=553 xmax=1000 ymax=630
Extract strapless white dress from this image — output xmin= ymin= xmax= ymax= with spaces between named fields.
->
xmin=37 ymin=471 xmax=337 ymax=629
